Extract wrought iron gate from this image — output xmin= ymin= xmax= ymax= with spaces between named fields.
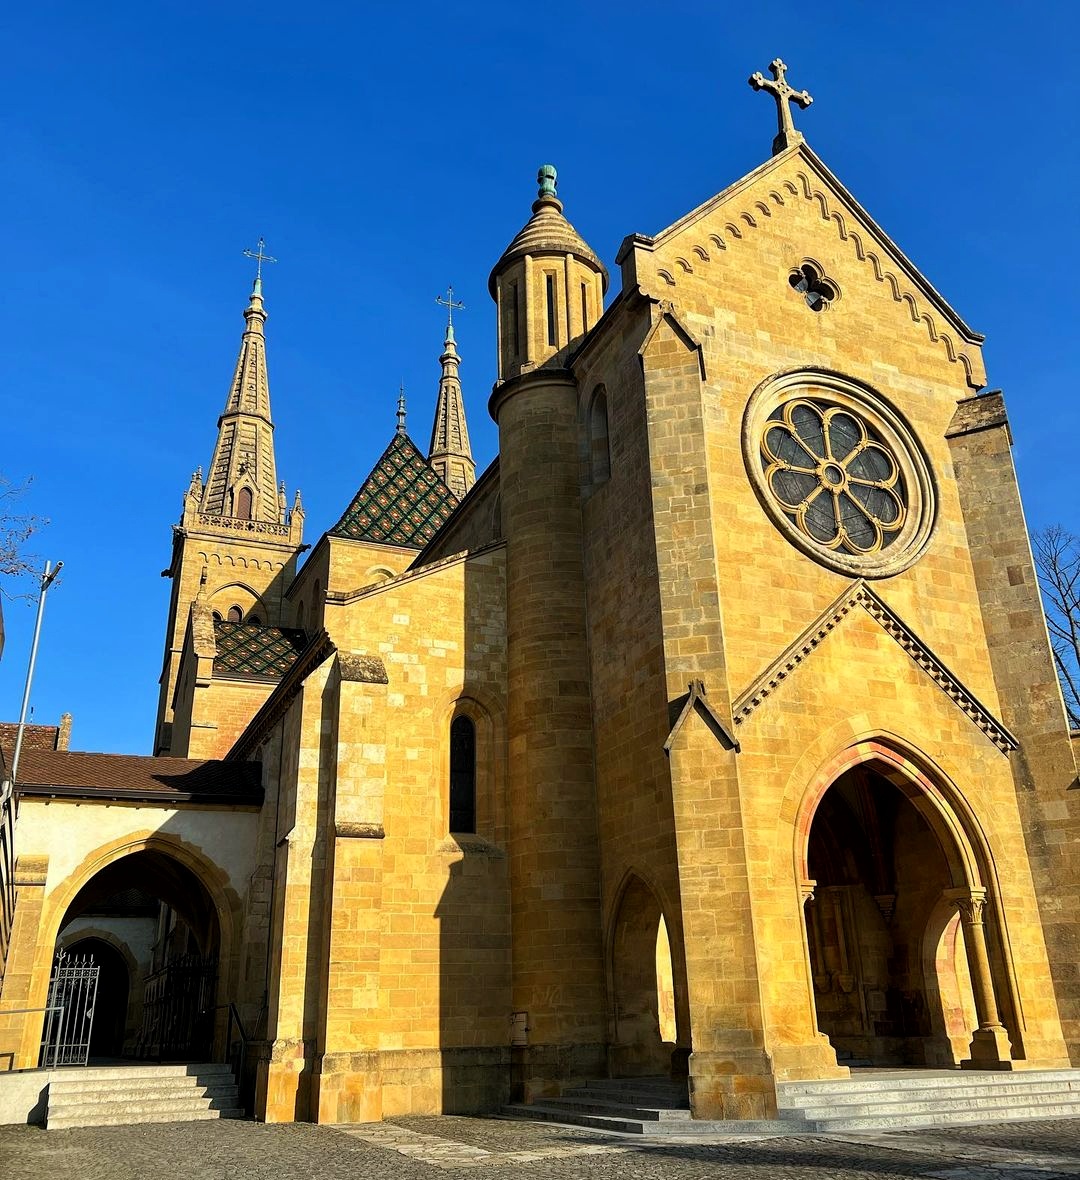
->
xmin=39 ymin=948 xmax=100 ymax=1067
xmin=137 ymin=953 xmax=217 ymax=1060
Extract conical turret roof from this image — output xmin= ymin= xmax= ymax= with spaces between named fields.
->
xmin=488 ymin=165 xmax=609 ymax=297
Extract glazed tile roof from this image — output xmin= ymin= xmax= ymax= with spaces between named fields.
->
xmin=213 ymin=621 xmax=308 ymax=679
xmin=330 ymin=432 xmax=458 ymax=549
xmin=15 ymin=750 xmax=262 ymax=805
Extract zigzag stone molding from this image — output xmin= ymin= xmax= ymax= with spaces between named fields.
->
xmin=654 ymin=169 xmax=978 ymax=387
xmin=731 ymin=580 xmax=1017 ymax=755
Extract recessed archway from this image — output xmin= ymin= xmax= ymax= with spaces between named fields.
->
xmin=51 ymin=847 xmax=224 ymax=1062
xmin=798 ymin=748 xmax=1017 ymax=1070
xmin=608 ymin=872 xmax=685 ymax=1077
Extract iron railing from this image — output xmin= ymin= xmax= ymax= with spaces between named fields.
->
xmin=38 ymin=950 xmax=99 ymax=1066
xmin=137 ymin=952 xmax=217 ymax=1061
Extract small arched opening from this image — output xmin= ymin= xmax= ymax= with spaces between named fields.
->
xmin=609 ymin=873 xmax=683 ymax=1077
xmin=235 ymin=486 xmax=253 ymax=521
xmin=63 ymin=936 xmax=130 ymax=1059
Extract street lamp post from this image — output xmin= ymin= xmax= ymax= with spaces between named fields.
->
xmin=1 ymin=560 xmax=62 ymax=805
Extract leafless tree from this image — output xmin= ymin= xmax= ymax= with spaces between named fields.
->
xmin=0 ymin=476 xmax=46 ymax=595
xmin=1033 ymin=525 xmax=1080 ymax=728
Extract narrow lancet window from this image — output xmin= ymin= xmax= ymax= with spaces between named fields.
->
xmin=236 ymin=486 xmax=253 ymax=521
xmin=545 ymin=274 xmax=557 ymax=347
xmin=589 ymin=386 xmax=611 ymax=484
xmin=449 ymin=716 xmax=476 ymax=834
xmin=580 ymin=282 xmax=588 ymax=332
xmin=227 ymin=605 xmax=243 ymax=623
xmin=509 ymin=282 xmax=520 ymax=358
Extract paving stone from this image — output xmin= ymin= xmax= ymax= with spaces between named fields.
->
xmin=0 ymin=1115 xmax=1078 ymax=1180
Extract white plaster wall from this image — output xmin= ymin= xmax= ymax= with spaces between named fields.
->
xmin=59 ymin=915 xmax=157 ymax=971
xmin=15 ymin=800 xmax=260 ymax=906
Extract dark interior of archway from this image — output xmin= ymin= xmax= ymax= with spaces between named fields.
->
xmin=62 ymin=851 xmax=218 ymax=955
xmin=66 ymin=937 xmax=129 ymax=1058
xmin=55 ymin=851 xmax=221 ymax=1061
xmin=806 ymin=766 xmax=958 ymax=1067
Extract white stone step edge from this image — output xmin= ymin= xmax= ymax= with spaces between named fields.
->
xmin=784 ymin=1086 xmax=1080 ymax=1121
xmin=47 ymin=1107 xmax=245 ymax=1130
xmin=48 ymin=1063 xmax=232 ymax=1082
xmin=50 ymin=1080 xmax=239 ymax=1102
xmin=779 ymin=1077 xmax=1080 ymax=1109
xmin=777 ymin=1068 xmax=1080 ymax=1097
xmin=503 ymin=1104 xmax=811 ymax=1136
xmin=802 ymin=1098 xmax=1080 ymax=1133
xmin=533 ymin=1099 xmax=693 ymax=1120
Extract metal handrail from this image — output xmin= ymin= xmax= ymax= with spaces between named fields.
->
xmin=2 ymin=1005 xmax=66 ymax=1068
xmin=207 ymin=1002 xmax=250 ymax=1101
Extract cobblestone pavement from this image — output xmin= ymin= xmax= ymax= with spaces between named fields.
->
xmin=1 ymin=1115 xmax=1079 ymax=1179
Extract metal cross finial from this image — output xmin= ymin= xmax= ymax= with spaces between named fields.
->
xmin=243 ymin=237 xmax=278 ymax=281
xmin=749 ymin=58 xmax=813 ymax=156
xmin=436 ymin=285 xmax=465 ymax=329
xmin=396 ymin=381 xmax=407 ymax=436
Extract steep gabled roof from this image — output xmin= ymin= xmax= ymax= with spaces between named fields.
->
xmin=330 ymin=432 xmax=458 ymax=549
xmin=212 ymin=621 xmax=307 ymax=680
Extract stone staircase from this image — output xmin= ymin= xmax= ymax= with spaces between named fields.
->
xmin=46 ymin=1063 xmax=244 ymax=1129
xmin=504 ymin=1069 xmax=1080 ymax=1136
xmin=503 ymin=1076 xmax=805 ymax=1136
xmin=777 ymin=1068 xmax=1080 ymax=1132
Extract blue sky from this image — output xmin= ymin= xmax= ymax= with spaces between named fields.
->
xmin=1 ymin=2 xmax=1077 ymax=754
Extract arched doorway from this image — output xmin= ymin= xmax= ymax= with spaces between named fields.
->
xmin=609 ymin=874 xmax=686 ymax=1077
xmin=802 ymin=759 xmax=1013 ymax=1068
xmin=63 ymin=937 xmax=130 ymax=1059
xmin=53 ymin=849 xmax=222 ymax=1062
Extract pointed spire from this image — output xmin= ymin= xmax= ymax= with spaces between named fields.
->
xmin=397 ymin=382 xmax=407 ymax=436
xmin=199 ymin=259 xmax=284 ymax=522
xmin=428 ymin=293 xmax=475 ymax=499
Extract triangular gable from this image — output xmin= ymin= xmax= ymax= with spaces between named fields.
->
xmin=664 ymin=679 xmax=740 ymax=754
xmin=731 ymin=581 xmax=1017 ymax=755
xmin=330 ymin=432 xmax=458 ymax=549
xmin=617 ymin=142 xmax=985 ymax=388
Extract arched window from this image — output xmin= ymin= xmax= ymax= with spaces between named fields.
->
xmin=226 ymin=605 xmax=243 ymax=623
xmin=589 ymin=386 xmax=611 ymax=484
xmin=236 ymin=487 xmax=253 ymax=521
xmin=212 ymin=610 xmax=223 ymax=624
xmin=247 ymin=615 xmax=261 ymax=626
xmin=449 ymin=716 xmax=476 ymax=834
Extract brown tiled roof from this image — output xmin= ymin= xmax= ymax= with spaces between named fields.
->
xmin=213 ymin=621 xmax=307 ymax=679
xmin=0 ymin=723 xmax=61 ymax=760
xmin=15 ymin=750 xmax=262 ymax=805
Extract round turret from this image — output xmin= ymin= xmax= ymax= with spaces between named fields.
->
xmin=489 ymin=166 xmax=608 ymax=381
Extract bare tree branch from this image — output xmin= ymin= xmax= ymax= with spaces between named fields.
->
xmin=1034 ymin=525 xmax=1080 ymax=728
xmin=0 ymin=476 xmax=47 ymax=598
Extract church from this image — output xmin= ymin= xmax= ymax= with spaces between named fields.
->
xmin=2 ymin=59 xmax=1080 ymax=1129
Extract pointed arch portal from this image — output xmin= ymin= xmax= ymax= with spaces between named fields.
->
xmin=799 ymin=748 xmax=1017 ymax=1069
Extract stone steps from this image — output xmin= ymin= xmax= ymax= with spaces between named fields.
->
xmin=777 ymin=1068 xmax=1080 ymax=1132
xmin=503 ymin=1076 xmax=806 ymax=1137
xmin=504 ymin=1069 xmax=1080 ymax=1136
xmin=46 ymin=1062 xmax=244 ymax=1130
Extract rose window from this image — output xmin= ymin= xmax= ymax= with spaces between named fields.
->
xmin=760 ymin=399 xmax=906 ymax=555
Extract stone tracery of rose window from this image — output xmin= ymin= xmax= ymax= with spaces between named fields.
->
xmin=760 ymin=399 xmax=906 ymax=555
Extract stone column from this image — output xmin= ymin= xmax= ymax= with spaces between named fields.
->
xmin=948 ymin=888 xmax=1013 ymax=1069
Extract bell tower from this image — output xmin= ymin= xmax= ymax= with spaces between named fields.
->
xmin=153 ymin=265 xmax=305 ymax=755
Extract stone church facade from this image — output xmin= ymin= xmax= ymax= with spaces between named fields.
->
xmin=2 ymin=62 xmax=1080 ymax=1127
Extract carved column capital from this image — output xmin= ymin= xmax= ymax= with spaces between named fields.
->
xmin=799 ymin=879 xmax=817 ymax=904
xmin=945 ymin=886 xmax=988 ymax=926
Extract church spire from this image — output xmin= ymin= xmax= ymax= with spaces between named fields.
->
xmin=200 ymin=264 xmax=284 ymax=523
xmin=428 ymin=286 xmax=475 ymax=499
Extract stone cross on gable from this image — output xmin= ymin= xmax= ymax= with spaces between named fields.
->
xmin=749 ymin=58 xmax=813 ymax=156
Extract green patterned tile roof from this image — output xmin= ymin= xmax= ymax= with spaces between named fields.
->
xmin=213 ymin=622 xmax=308 ymax=679
xmin=330 ymin=432 xmax=458 ymax=548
